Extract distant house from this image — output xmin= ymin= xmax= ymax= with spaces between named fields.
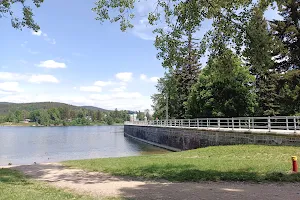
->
xmin=22 ymin=119 xmax=32 ymax=123
xmin=129 ymin=114 xmax=138 ymax=122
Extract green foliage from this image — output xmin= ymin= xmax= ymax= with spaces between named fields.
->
xmin=270 ymin=0 xmax=300 ymax=72
xmin=0 ymin=0 xmax=43 ymax=31
xmin=277 ymin=70 xmax=300 ymax=115
xmin=187 ymin=50 xmax=256 ymax=117
xmin=152 ymin=71 xmax=180 ymax=119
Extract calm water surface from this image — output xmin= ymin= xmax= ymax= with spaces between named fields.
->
xmin=0 ymin=126 xmax=168 ymax=166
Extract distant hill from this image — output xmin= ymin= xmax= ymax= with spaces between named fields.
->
xmin=80 ymin=106 xmax=108 ymax=111
xmin=0 ymin=102 xmax=109 ymax=115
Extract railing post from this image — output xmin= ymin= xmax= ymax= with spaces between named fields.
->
xmin=207 ymin=118 xmax=209 ymax=128
xmin=294 ymin=116 xmax=297 ymax=133
xmin=188 ymin=119 xmax=190 ymax=127
xmin=227 ymin=119 xmax=229 ymax=128
xmin=218 ymin=118 xmax=220 ymax=129
xmin=239 ymin=119 xmax=241 ymax=129
xmin=197 ymin=118 xmax=199 ymax=128
xmin=181 ymin=119 xmax=183 ymax=127
xmin=286 ymin=117 xmax=289 ymax=130
xmin=232 ymin=117 xmax=234 ymax=130
xmin=248 ymin=117 xmax=250 ymax=130
xmin=268 ymin=116 xmax=271 ymax=132
xmin=252 ymin=117 xmax=254 ymax=129
xmin=175 ymin=119 xmax=176 ymax=127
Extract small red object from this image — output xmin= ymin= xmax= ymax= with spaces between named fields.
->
xmin=292 ymin=156 xmax=298 ymax=173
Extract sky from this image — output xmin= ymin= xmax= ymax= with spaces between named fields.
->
xmin=0 ymin=0 xmax=280 ymax=111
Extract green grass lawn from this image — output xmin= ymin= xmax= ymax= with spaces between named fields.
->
xmin=0 ymin=168 xmax=121 ymax=200
xmin=63 ymin=145 xmax=300 ymax=182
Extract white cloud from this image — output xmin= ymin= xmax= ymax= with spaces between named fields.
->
xmin=0 ymin=72 xmax=27 ymax=81
xmin=90 ymin=94 xmax=111 ymax=101
xmin=32 ymin=30 xmax=56 ymax=44
xmin=94 ymin=81 xmax=113 ymax=87
xmin=0 ymin=93 xmax=153 ymax=111
xmin=112 ymin=92 xmax=142 ymax=99
xmin=140 ymin=74 xmax=159 ymax=83
xmin=0 ymin=82 xmax=23 ymax=93
xmin=0 ymin=72 xmax=59 ymax=84
xmin=116 ymin=72 xmax=133 ymax=82
xmin=37 ymin=60 xmax=67 ymax=69
xmin=149 ymin=77 xmax=159 ymax=83
xmin=140 ymin=74 xmax=147 ymax=80
xmin=110 ymin=86 xmax=127 ymax=92
xmin=32 ymin=30 xmax=42 ymax=36
xmin=80 ymin=86 xmax=102 ymax=93
xmin=29 ymin=75 xmax=59 ymax=84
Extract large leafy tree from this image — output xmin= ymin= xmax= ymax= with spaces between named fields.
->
xmin=187 ymin=50 xmax=256 ymax=118
xmin=1 ymin=0 xmax=43 ymax=31
xmin=92 ymin=0 xmax=264 ymax=64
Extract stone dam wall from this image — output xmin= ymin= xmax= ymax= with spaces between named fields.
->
xmin=124 ymin=125 xmax=300 ymax=151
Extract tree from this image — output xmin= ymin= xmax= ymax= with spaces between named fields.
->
xmin=243 ymin=7 xmax=279 ymax=116
xmin=14 ymin=110 xmax=23 ymax=122
xmin=1 ymin=0 xmax=43 ymax=31
xmin=145 ymin=109 xmax=152 ymax=120
xmin=136 ymin=111 xmax=145 ymax=121
xmin=270 ymin=0 xmax=300 ymax=72
xmin=277 ymin=70 xmax=300 ymax=115
xmin=152 ymin=71 xmax=179 ymax=119
xmin=96 ymin=110 xmax=103 ymax=121
xmin=187 ymin=49 xmax=256 ymax=117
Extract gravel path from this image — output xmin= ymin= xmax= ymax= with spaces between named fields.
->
xmin=5 ymin=163 xmax=300 ymax=200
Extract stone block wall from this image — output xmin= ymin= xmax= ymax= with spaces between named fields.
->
xmin=124 ymin=125 xmax=300 ymax=151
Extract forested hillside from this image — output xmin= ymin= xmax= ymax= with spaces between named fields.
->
xmin=0 ymin=102 xmax=131 ymax=126
xmin=0 ymin=102 xmax=107 ymax=115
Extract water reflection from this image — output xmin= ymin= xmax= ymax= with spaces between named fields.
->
xmin=0 ymin=126 xmax=168 ymax=165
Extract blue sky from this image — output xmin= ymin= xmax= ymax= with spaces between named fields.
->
xmin=0 ymin=0 xmax=166 ymax=111
xmin=0 ymin=0 xmax=279 ymax=111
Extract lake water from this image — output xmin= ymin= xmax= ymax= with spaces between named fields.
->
xmin=0 ymin=126 xmax=168 ymax=166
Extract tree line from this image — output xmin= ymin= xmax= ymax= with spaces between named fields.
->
xmin=152 ymin=2 xmax=300 ymax=119
xmin=0 ymin=107 xmax=130 ymax=126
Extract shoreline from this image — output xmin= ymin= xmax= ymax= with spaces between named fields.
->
xmin=0 ymin=123 xmax=124 ymax=127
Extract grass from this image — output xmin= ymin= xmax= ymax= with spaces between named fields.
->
xmin=63 ymin=145 xmax=300 ymax=182
xmin=0 ymin=168 xmax=123 ymax=200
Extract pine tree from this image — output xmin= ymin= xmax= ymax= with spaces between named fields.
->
xmin=244 ymin=8 xmax=279 ymax=116
xmin=174 ymin=31 xmax=201 ymax=118
xmin=270 ymin=0 xmax=300 ymax=72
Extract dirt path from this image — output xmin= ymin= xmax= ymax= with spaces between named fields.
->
xmin=4 ymin=163 xmax=300 ymax=200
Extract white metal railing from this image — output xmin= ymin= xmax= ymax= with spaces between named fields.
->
xmin=125 ymin=116 xmax=300 ymax=134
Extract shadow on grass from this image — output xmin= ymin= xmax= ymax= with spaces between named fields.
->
xmin=114 ymin=164 xmax=300 ymax=182
xmin=3 ymin=163 xmax=300 ymax=200
xmin=0 ymin=168 xmax=32 ymax=186
xmin=5 ymin=163 xmax=300 ymax=185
